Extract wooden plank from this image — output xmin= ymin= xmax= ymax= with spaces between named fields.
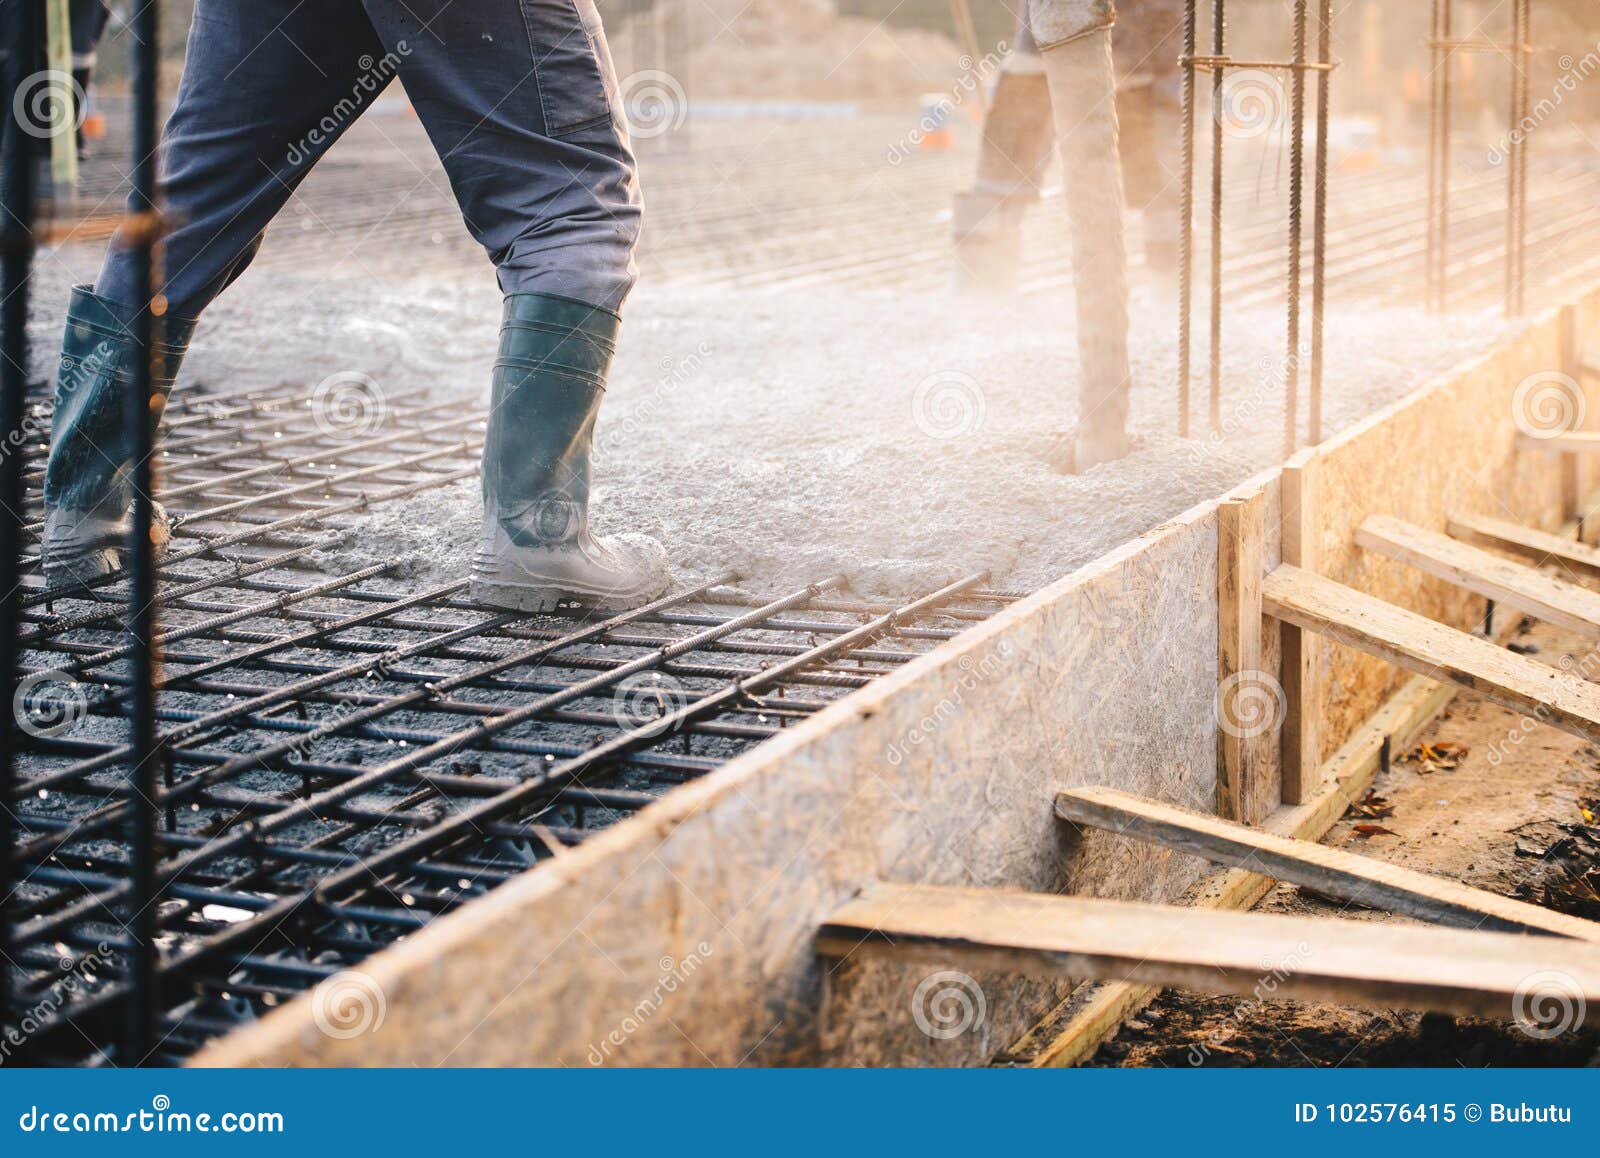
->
xmin=1055 ymin=785 xmax=1600 ymax=941
xmin=1447 ymin=511 xmax=1600 ymax=580
xmin=1280 ymin=452 xmax=1321 ymax=804
xmin=1216 ymin=491 xmax=1267 ymax=821
xmin=1358 ymin=514 xmax=1600 ymax=638
xmin=1263 ymin=564 xmax=1600 ymax=744
xmin=819 ymin=883 xmax=1600 ymax=1020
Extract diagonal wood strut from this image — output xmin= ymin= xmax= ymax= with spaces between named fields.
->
xmin=1262 ymin=565 xmax=1600 ymax=745
xmin=1055 ymin=785 xmax=1600 ymax=940
xmin=1358 ymin=514 xmax=1600 ymax=638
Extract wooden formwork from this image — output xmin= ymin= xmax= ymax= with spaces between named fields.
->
xmin=201 ymin=287 xmax=1600 ymax=1068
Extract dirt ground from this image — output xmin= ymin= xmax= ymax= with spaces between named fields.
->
xmin=1083 ymin=614 xmax=1600 ymax=1068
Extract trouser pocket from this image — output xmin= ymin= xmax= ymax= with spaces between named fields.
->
xmin=519 ymin=0 xmax=614 ymax=136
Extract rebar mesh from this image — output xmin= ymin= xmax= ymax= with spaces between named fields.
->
xmin=3 ymin=375 xmax=1014 ymax=1065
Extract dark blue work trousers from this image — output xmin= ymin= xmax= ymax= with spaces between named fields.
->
xmin=97 ymin=0 xmax=642 ymax=317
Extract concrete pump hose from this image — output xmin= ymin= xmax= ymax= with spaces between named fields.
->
xmin=1042 ymin=23 xmax=1133 ymax=453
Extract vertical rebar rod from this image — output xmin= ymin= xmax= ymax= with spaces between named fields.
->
xmin=1433 ymin=0 xmax=1446 ymax=307
xmin=0 ymin=0 xmax=42 ymax=1045
xmin=1431 ymin=0 xmax=1454 ymax=312
xmin=1284 ymin=0 xmax=1309 ymax=457
xmin=1308 ymin=0 xmax=1332 ymax=445
xmin=1177 ymin=0 xmax=1198 ymax=438
xmin=1505 ymin=0 xmax=1522 ymax=316
xmin=1207 ymin=0 xmax=1226 ymax=435
xmin=1516 ymin=0 xmax=1531 ymax=316
xmin=1506 ymin=0 xmax=1531 ymax=317
xmin=122 ymin=0 xmax=161 ymax=1066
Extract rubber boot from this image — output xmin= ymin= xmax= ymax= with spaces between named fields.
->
xmin=1042 ymin=29 xmax=1133 ymax=473
xmin=471 ymin=293 xmax=669 ymax=613
xmin=42 ymin=286 xmax=195 ymax=587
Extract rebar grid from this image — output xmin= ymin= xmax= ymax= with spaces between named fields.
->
xmin=1176 ymin=0 xmax=1335 ymax=458
xmin=6 ymin=501 xmax=1011 ymax=1064
xmin=0 ymin=371 xmax=1015 ymax=1067
xmin=0 ymin=339 xmax=1014 ymax=1068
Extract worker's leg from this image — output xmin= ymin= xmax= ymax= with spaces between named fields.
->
xmin=94 ymin=0 xmax=387 ymax=315
xmin=1041 ymin=27 xmax=1134 ymax=470
xmin=1114 ymin=0 xmax=1185 ymax=273
xmin=44 ymin=0 xmax=388 ymax=585
xmin=360 ymin=0 xmax=665 ymax=610
xmin=952 ymin=13 xmax=1055 ymax=292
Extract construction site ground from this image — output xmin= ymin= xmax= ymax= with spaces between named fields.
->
xmin=24 ymin=88 xmax=1600 ymax=1066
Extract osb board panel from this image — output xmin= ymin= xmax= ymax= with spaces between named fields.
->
xmin=201 ymin=510 xmax=1224 ymax=1068
xmin=1311 ymin=296 xmax=1595 ymax=763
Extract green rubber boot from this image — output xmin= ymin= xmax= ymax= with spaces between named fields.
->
xmin=42 ymin=286 xmax=194 ymax=587
xmin=471 ymin=294 xmax=669 ymax=613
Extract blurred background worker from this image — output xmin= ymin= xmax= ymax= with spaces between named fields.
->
xmin=2 ymin=0 xmax=112 ymax=199
xmin=69 ymin=0 xmax=111 ymax=159
xmin=952 ymin=0 xmax=1183 ymax=472
xmin=39 ymin=0 xmax=670 ymax=611
xmin=1115 ymin=0 xmax=1184 ymax=274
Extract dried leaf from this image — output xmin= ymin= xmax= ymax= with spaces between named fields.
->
xmin=1346 ymin=791 xmax=1395 ymax=820
xmin=1402 ymin=742 xmax=1465 ymax=773
xmin=1352 ymin=823 xmax=1399 ymax=838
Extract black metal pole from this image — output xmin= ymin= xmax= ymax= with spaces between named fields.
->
xmin=1284 ymin=0 xmax=1309 ymax=457
xmin=1308 ymin=0 xmax=1332 ymax=446
xmin=122 ymin=0 xmax=162 ymax=1066
xmin=1207 ymin=0 xmax=1225 ymax=436
xmin=1177 ymin=0 xmax=1197 ymax=439
xmin=0 ymin=0 xmax=41 ymax=1047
